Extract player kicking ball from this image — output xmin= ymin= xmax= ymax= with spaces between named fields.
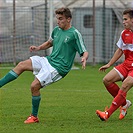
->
xmin=0 ymin=7 xmax=88 ymax=123
xmin=96 ymin=9 xmax=133 ymax=121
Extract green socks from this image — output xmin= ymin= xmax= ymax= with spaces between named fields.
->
xmin=32 ymin=96 xmax=41 ymax=117
xmin=1 ymin=70 xmax=41 ymax=117
xmin=0 ymin=70 xmax=18 ymax=88
xmin=0 ymin=70 xmax=41 ymax=117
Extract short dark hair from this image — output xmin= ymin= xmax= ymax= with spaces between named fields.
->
xmin=123 ymin=9 xmax=133 ymax=18
xmin=55 ymin=7 xmax=72 ymax=19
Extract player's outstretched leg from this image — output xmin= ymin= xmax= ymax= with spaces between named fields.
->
xmin=0 ymin=70 xmax=18 ymax=88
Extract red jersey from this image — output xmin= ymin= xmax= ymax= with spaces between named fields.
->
xmin=117 ymin=29 xmax=133 ymax=64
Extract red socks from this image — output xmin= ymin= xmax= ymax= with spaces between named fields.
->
xmin=106 ymin=83 xmax=126 ymax=106
xmin=106 ymin=83 xmax=120 ymax=97
xmin=107 ymin=90 xmax=127 ymax=118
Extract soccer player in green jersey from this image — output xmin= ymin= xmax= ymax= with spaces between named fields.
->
xmin=0 ymin=7 xmax=88 ymax=123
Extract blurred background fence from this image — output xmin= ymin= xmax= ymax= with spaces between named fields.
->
xmin=0 ymin=0 xmax=133 ymax=67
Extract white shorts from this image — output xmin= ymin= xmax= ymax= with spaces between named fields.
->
xmin=30 ymin=56 xmax=62 ymax=87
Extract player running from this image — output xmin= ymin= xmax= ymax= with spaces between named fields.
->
xmin=0 ymin=7 xmax=88 ymax=123
xmin=96 ymin=9 xmax=133 ymax=121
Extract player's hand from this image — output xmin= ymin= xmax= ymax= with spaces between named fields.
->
xmin=99 ymin=64 xmax=110 ymax=72
xmin=81 ymin=57 xmax=87 ymax=69
xmin=29 ymin=46 xmax=40 ymax=52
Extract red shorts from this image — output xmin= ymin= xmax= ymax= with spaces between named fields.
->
xmin=115 ymin=62 xmax=133 ymax=80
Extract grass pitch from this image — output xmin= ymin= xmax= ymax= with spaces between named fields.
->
xmin=0 ymin=64 xmax=132 ymax=133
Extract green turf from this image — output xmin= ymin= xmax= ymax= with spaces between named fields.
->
xmin=0 ymin=65 xmax=132 ymax=133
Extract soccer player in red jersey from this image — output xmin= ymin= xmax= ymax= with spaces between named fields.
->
xmin=96 ymin=9 xmax=133 ymax=121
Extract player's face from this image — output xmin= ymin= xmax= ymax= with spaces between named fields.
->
xmin=123 ymin=14 xmax=133 ymax=30
xmin=56 ymin=14 xmax=71 ymax=30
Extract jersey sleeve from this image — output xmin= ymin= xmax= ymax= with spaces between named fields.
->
xmin=116 ymin=36 xmax=123 ymax=49
xmin=116 ymin=31 xmax=124 ymax=49
xmin=74 ymin=29 xmax=87 ymax=56
xmin=49 ymin=26 xmax=58 ymax=42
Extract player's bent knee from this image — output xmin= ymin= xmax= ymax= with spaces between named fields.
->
xmin=17 ymin=59 xmax=32 ymax=71
xmin=17 ymin=61 xmax=26 ymax=70
xmin=103 ymin=77 xmax=110 ymax=86
xmin=31 ymin=80 xmax=41 ymax=94
xmin=30 ymin=85 xmax=40 ymax=95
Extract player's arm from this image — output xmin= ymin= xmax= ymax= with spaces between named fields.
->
xmin=81 ymin=51 xmax=89 ymax=69
xmin=107 ymin=48 xmax=123 ymax=66
xmin=29 ymin=39 xmax=53 ymax=52
xmin=99 ymin=48 xmax=123 ymax=72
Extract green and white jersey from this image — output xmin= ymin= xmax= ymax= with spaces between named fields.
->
xmin=46 ymin=26 xmax=87 ymax=77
